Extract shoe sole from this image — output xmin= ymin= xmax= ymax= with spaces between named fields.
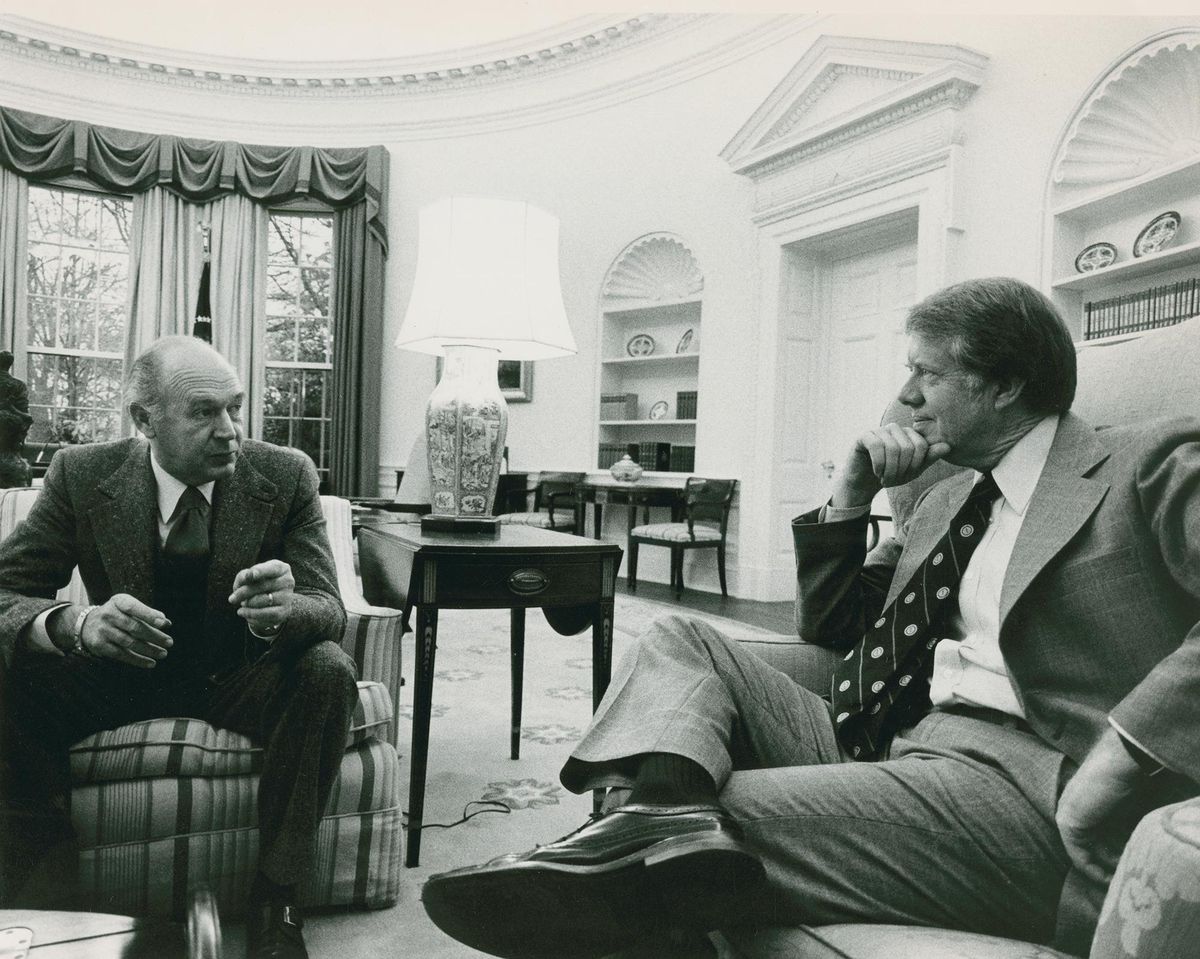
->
xmin=421 ymin=832 xmax=765 ymax=959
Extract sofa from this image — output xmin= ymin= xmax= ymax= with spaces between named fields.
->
xmin=721 ymin=316 xmax=1200 ymax=958
xmin=0 ymin=490 xmax=404 ymax=919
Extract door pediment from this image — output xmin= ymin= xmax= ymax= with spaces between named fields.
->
xmin=721 ymin=35 xmax=988 ymax=179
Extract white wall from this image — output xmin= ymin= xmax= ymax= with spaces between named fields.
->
xmin=3 ymin=13 xmax=1197 ymax=596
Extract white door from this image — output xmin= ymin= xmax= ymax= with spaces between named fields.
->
xmin=772 ymin=231 xmax=917 ymax=580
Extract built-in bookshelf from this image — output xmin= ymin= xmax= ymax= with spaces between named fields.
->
xmin=597 ymin=234 xmax=703 ymax=472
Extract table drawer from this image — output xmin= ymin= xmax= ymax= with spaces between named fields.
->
xmin=425 ymin=554 xmax=603 ymax=605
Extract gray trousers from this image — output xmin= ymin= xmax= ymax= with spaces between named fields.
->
xmin=560 ymin=615 xmax=1073 ymax=945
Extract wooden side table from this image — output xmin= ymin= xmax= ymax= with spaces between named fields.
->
xmin=358 ymin=524 xmax=622 ymax=867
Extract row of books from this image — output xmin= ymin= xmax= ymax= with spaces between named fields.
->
xmin=675 ymin=390 xmax=698 ymax=420
xmin=599 ymin=392 xmax=639 ymax=420
xmin=1084 ymin=277 xmax=1200 ymax=340
xmin=597 ymin=442 xmax=695 ymax=473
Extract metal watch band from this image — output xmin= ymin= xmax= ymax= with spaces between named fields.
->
xmin=71 ymin=604 xmax=98 ymax=657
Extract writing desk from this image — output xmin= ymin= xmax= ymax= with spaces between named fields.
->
xmin=357 ymin=523 xmax=622 ymax=867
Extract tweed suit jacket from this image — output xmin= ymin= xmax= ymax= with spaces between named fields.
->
xmin=793 ymin=412 xmax=1200 ymax=784
xmin=0 ymin=437 xmax=345 ymax=672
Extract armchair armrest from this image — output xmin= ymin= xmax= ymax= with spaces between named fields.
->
xmin=1089 ymin=796 xmax=1200 ymax=958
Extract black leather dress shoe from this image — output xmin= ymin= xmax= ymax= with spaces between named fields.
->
xmin=421 ymin=803 xmax=765 ymax=959
xmin=246 ymin=902 xmax=308 ymax=959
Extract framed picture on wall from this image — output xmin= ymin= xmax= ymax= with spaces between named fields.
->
xmin=435 ymin=358 xmax=533 ymax=402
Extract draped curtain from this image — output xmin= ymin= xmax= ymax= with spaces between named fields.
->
xmin=0 ymin=106 xmax=389 ymax=494
xmin=0 ymin=166 xmax=27 ymax=354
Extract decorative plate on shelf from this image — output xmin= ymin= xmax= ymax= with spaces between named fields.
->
xmin=676 ymin=328 xmax=694 ymax=353
xmin=648 ymin=400 xmax=670 ymax=420
xmin=1133 ymin=211 xmax=1181 ymax=258
xmin=626 ymin=333 xmax=655 ymax=357
xmin=1074 ymin=242 xmax=1117 ymax=273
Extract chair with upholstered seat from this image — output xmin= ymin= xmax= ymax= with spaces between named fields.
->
xmin=0 ymin=487 xmax=403 ymax=920
xmin=627 ymin=477 xmax=736 ymax=598
xmin=498 ymin=471 xmax=584 ymax=531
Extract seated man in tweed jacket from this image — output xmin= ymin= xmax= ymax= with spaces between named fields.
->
xmin=421 ymin=278 xmax=1200 ymax=959
xmin=0 ymin=335 xmax=353 ymax=959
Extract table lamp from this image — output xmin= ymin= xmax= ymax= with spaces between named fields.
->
xmin=395 ymin=196 xmax=577 ymax=534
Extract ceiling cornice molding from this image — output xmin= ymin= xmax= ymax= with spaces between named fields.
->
xmin=0 ymin=12 xmax=691 ymax=95
xmin=0 ymin=14 xmax=820 ymax=143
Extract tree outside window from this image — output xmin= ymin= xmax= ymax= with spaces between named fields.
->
xmin=264 ymin=213 xmax=334 ymax=486
xmin=25 ymin=186 xmax=131 ymax=444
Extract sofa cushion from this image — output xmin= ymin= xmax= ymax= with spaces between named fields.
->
xmin=69 ymin=680 xmax=391 ymax=784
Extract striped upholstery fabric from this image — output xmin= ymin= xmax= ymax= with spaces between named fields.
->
xmin=321 ymin=495 xmax=404 ymax=744
xmin=0 ymin=486 xmax=404 ymax=919
xmin=73 ymin=735 xmax=402 ymax=918
xmin=69 ymin=680 xmax=392 ymax=783
xmin=630 ymin=522 xmax=722 ymax=543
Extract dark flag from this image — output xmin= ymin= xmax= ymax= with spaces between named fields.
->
xmin=193 ymin=225 xmax=212 ymax=342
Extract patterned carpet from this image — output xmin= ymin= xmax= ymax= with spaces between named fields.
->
xmin=249 ymin=592 xmax=786 ymax=958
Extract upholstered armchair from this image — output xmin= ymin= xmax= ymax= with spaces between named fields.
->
xmin=0 ymin=488 xmax=403 ymax=919
xmin=722 ymin=316 xmax=1200 ymax=959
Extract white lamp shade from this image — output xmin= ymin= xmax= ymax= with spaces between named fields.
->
xmin=395 ymin=196 xmax=577 ymax=360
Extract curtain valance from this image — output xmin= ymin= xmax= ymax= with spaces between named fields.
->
xmin=0 ymin=106 xmax=388 ymax=251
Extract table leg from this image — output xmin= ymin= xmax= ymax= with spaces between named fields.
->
xmin=592 ymin=502 xmax=602 ymax=539
xmin=406 ymin=603 xmax=438 ymax=868
xmin=591 ymin=597 xmax=615 ymax=816
xmin=510 ymin=606 xmax=526 ymax=760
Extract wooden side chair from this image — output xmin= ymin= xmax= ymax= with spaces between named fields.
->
xmin=627 ymin=477 xmax=737 ymax=598
xmin=498 ymin=470 xmax=585 ymax=532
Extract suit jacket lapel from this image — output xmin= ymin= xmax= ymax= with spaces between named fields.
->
xmin=208 ymin=454 xmax=277 ymax=616
xmin=91 ymin=444 xmax=157 ymax=600
xmin=999 ymin=413 xmax=1112 ymax=626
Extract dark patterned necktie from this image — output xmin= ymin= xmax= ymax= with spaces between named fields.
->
xmin=163 ymin=486 xmax=210 ymax=559
xmin=831 ymin=472 xmax=1000 ymax=759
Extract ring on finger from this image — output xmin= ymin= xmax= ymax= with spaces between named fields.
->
xmin=267 ymin=592 xmax=274 ymax=607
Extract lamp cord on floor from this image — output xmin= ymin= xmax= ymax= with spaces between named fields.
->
xmin=404 ymin=800 xmax=512 ymax=831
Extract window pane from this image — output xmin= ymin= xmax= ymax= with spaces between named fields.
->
xmin=27 ymin=189 xmax=63 ymax=243
xmin=62 ymin=192 xmax=99 ymax=248
xmin=266 ymin=264 xmax=299 ymax=314
xmin=26 ymin=296 xmax=57 ymax=348
xmin=98 ymin=302 xmax=124 ymax=353
xmin=266 ymin=316 xmax=295 ymax=363
xmin=97 ymin=252 xmax=128 ymax=303
xmin=301 ymin=370 xmax=325 ymax=417
xmin=264 ymin=367 xmax=297 ymax=418
xmin=267 ymin=216 xmax=299 ymax=266
xmin=61 ymin=251 xmax=98 ymax=301
xmin=97 ymin=199 xmax=131 ymax=252
xmin=27 ymin=244 xmax=61 ymax=297
xmin=60 ymin=299 xmax=95 ymax=351
xmin=263 ymin=418 xmax=291 ymax=446
xmin=298 ymin=419 xmax=323 ymax=467
xmin=298 ymin=218 xmax=332 ymax=267
xmin=297 ymin=268 xmax=329 ymax=317
xmin=296 ymin=316 xmax=329 ymax=363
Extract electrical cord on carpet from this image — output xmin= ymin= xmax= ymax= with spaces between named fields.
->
xmin=403 ymin=800 xmax=512 ymax=831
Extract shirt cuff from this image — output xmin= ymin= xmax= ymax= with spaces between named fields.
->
xmin=820 ymin=502 xmax=872 ymax=524
xmin=1108 ymin=717 xmax=1169 ymax=776
xmin=26 ymin=603 xmax=70 ymax=655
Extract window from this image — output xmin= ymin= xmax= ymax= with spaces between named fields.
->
xmin=264 ymin=213 xmax=334 ymax=484
xmin=25 ymin=185 xmax=131 ymax=444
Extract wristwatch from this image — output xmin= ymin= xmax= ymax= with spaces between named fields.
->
xmin=70 ymin=604 xmax=98 ymax=657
